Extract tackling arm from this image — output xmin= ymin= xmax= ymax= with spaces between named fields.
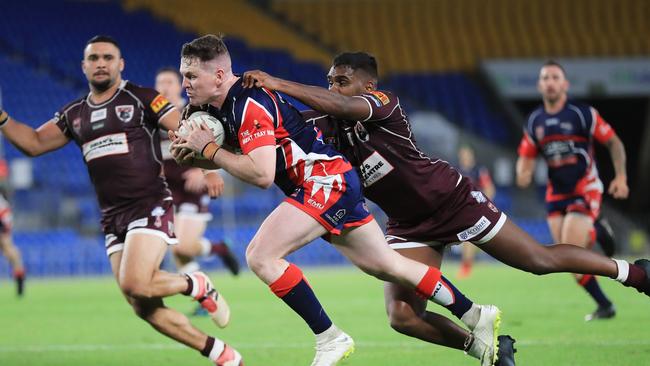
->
xmin=242 ymin=70 xmax=370 ymax=121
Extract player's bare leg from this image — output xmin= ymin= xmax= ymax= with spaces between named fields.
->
xmin=110 ymin=235 xmax=241 ymax=365
xmin=174 ymin=214 xmax=240 ymax=276
xmin=332 ymin=221 xmax=506 ymax=366
xmin=0 ymin=233 xmax=25 ymax=296
xmin=481 ymin=218 xmax=650 ymax=296
xmin=458 ymin=242 xmax=476 ymax=279
xmin=173 ymin=214 xmax=209 ymax=271
xmin=385 ymin=247 xmax=470 ymax=349
xmin=551 ymin=213 xmax=615 ymax=320
xmin=246 ymin=202 xmax=353 ymax=366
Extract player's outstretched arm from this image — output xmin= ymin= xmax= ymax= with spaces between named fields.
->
xmin=604 ymin=134 xmax=629 ymax=199
xmin=0 ymin=110 xmax=69 ymax=156
xmin=242 ymin=70 xmax=370 ymax=121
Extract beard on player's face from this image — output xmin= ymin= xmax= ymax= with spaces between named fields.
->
xmin=90 ymin=78 xmax=113 ymax=92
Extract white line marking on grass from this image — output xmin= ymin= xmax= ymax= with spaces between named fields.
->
xmin=1 ymin=339 xmax=649 ymax=353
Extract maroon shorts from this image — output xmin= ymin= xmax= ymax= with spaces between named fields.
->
xmin=385 ymin=176 xmax=506 ymax=249
xmin=171 ymin=187 xmax=212 ymax=220
xmin=102 ymin=196 xmax=177 ymax=256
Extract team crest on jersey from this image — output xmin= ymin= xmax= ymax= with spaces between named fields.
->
xmin=115 ymin=105 xmax=134 ymax=123
xmin=151 ymin=206 xmax=165 ymax=228
xmin=354 ymin=121 xmax=370 ymax=142
xmin=535 ymin=125 xmax=545 ymax=140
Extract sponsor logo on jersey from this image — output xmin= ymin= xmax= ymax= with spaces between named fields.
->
xmin=370 ymin=91 xmax=390 ymax=105
xmin=150 ymin=94 xmax=170 ymax=114
xmin=325 ymin=209 xmax=347 ymax=226
xmin=366 ymin=94 xmax=383 ymax=107
xmin=354 ymin=121 xmax=370 ymax=142
xmin=115 ymin=105 xmax=134 ymax=123
xmin=471 ymin=191 xmax=487 ymax=204
xmin=72 ymin=117 xmax=82 ymax=135
xmin=307 ymin=198 xmax=325 ymax=210
xmin=82 ymin=133 xmax=129 ymax=162
xmin=545 ymin=118 xmax=559 ymax=126
xmin=488 ymin=202 xmax=498 ymax=213
xmin=560 ymin=121 xmax=573 ymax=131
xmin=599 ymin=124 xmax=611 ymax=136
xmin=535 ymin=125 xmax=545 ymax=140
xmin=90 ymin=108 xmax=107 ymax=123
xmin=456 ymin=216 xmax=491 ymax=242
xmin=360 ymin=151 xmax=394 ymax=187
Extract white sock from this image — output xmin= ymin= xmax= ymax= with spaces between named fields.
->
xmin=185 ymin=272 xmax=203 ymax=298
xmin=465 ymin=333 xmax=486 ymax=360
xmin=178 ymin=261 xmax=200 ymax=274
xmin=315 ymin=324 xmax=341 ymax=345
xmin=613 ymin=259 xmax=629 ymax=283
xmin=460 ymin=303 xmax=481 ymax=330
xmin=208 ymin=338 xmax=226 ymax=361
xmin=199 ymin=237 xmax=212 ymax=257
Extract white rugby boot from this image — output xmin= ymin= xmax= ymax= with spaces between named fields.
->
xmin=310 ymin=326 xmax=355 ymax=366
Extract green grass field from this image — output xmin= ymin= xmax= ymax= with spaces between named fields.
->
xmin=1 ymin=263 xmax=648 ymax=366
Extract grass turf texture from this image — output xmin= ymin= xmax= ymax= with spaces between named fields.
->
xmin=1 ymin=263 xmax=648 ymax=365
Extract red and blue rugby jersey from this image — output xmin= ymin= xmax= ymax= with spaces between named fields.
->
xmin=207 ymin=78 xmax=352 ymax=195
xmin=517 ymin=101 xmax=615 ymax=201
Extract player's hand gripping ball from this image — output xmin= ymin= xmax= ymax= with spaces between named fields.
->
xmin=177 ymin=111 xmax=225 ymax=159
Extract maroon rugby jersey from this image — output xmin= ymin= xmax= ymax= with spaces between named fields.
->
xmin=305 ymin=90 xmax=461 ymax=222
xmin=55 ymin=80 xmax=175 ymax=216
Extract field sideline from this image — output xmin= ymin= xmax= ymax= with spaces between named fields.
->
xmin=1 ymin=263 xmax=648 ymax=365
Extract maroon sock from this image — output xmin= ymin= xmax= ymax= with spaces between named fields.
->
xmin=200 ymin=336 xmax=215 ymax=357
xmin=624 ymin=263 xmax=647 ymax=289
xmin=211 ymin=242 xmax=228 ymax=256
xmin=182 ymin=274 xmax=193 ymax=296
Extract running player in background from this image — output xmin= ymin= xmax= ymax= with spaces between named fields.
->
xmin=516 ymin=60 xmax=628 ymax=321
xmin=242 ymin=52 xmax=650 ymax=363
xmin=170 ymin=34 xmax=512 ymax=366
xmin=0 ymin=36 xmax=240 ymax=366
xmin=155 ymin=67 xmax=240 ymax=279
xmin=0 ymin=158 xmax=25 ymax=296
xmin=456 ymin=144 xmax=496 ymax=279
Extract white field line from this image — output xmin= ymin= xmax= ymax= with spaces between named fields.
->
xmin=0 ymin=339 xmax=649 ymax=353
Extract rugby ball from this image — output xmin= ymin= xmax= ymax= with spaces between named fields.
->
xmin=179 ymin=111 xmax=225 ymax=146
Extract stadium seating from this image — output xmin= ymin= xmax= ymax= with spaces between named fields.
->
xmin=271 ymin=0 xmax=650 ymax=73
xmin=0 ymin=1 xmax=554 ymax=277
